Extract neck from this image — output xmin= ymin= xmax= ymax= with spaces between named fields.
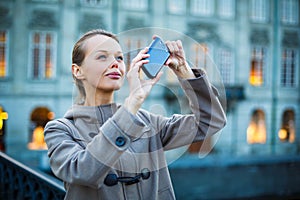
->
xmin=84 ymin=89 xmax=114 ymax=106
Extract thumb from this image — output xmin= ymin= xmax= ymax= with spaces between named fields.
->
xmin=152 ymin=71 xmax=163 ymax=84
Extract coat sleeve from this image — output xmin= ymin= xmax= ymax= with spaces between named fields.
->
xmin=153 ymin=69 xmax=227 ymax=150
xmin=44 ymin=106 xmax=145 ymax=189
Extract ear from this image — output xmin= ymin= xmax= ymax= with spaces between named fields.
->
xmin=72 ymin=64 xmax=85 ymax=80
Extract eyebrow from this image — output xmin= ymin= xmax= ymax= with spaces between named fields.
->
xmin=96 ymin=50 xmax=123 ymax=54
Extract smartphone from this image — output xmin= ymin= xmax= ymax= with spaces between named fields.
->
xmin=142 ymin=37 xmax=170 ymax=79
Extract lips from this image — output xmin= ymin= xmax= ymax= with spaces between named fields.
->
xmin=106 ymin=71 xmax=122 ymax=79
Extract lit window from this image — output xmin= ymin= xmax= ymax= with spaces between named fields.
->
xmin=190 ymin=0 xmax=215 ymax=16
xmin=218 ymin=0 xmax=235 ymax=19
xmin=278 ymin=109 xmax=295 ymax=143
xmin=191 ymin=43 xmax=210 ymax=70
xmin=121 ymin=0 xmax=148 ymax=11
xmin=281 ymin=0 xmax=299 ymax=25
xmin=247 ymin=109 xmax=267 ymax=144
xmin=29 ymin=31 xmax=56 ymax=79
xmin=28 ymin=126 xmax=47 ymax=150
xmin=281 ymin=49 xmax=297 ymax=87
xmin=0 ymin=30 xmax=8 ymax=78
xmin=249 ymin=0 xmax=269 ymax=23
xmin=80 ymin=0 xmax=108 ymax=6
xmin=28 ymin=107 xmax=54 ymax=150
xmin=217 ymin=48 xmax=233 ymax=85
xmin=168 ymin=0 xmax=186 ymax=14
xmin=249 ymin=46 xmax=266 ymax=86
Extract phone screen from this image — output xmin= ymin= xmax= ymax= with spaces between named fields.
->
xmin=142 ymin=37 xmax=170 ymax=79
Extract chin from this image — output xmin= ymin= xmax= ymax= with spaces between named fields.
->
xmin=105 ymin=84 xmax=123 ymax=92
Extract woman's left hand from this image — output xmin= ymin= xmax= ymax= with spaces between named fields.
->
xmin=124 ymin=47 xmax=163 ymax=114
xmin=164 ymin=39 xmax=195 ymax=79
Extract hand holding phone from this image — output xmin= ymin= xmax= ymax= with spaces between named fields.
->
xmin=142 ymin=37 xmax=170 ymax=79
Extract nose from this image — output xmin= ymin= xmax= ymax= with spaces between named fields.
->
xmin=110 ymin=59 xmax=119 ymax=69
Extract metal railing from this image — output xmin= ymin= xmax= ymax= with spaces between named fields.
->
xmin=0 ymin=152 xmax=65 ymax=200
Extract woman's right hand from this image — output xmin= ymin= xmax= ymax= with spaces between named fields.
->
xmin=124 ymin=48 xmax=162 ymax=114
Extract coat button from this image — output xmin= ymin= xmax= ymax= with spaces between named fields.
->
xmin=115 ymin=136 xmax=126 ymax=147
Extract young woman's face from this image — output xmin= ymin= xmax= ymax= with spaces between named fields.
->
xmin=80 ymin=35 xmax=125 ymax=93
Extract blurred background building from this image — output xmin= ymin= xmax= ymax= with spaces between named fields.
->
xmin=0 ymin=0 xmax=299 ymax=198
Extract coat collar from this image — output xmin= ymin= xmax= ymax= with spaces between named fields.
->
xmin=65 ymin=103 xmax=119 ymax=125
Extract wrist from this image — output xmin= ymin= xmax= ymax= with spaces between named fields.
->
xmin=124 ymin=96 xmax=142 ymax=115
xmin=174 ymin=63 xmax=196 ymax=79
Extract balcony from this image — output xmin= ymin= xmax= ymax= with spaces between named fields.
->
xmin=225 ymin=85 xmax=245 ymax=112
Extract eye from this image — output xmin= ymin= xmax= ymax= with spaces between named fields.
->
xmin=116 ymin=56 xmax=124 ymax=61
xmin=97 ymin=55 xmax=107 ymax=60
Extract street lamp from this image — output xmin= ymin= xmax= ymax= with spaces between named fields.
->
xmin=0 ymin=107 xmax=8 ymax=130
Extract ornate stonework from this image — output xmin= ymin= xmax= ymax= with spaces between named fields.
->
xmin=80 ymin=14 xmax=106 ymax=33
xmin=187 ymin=22 xmax=220 ymax=43
xmin=123 ymin=16 xmax=145 ymax=30
xmin=0 ymin=6 xmax=12 ymax=28
xmin=282 ymin=30 xmax=299 ymax=48
xmin=250 ymin=28 xmax=269 ymax=45
xmin=29 ymin=10 xmax=58 ymax=28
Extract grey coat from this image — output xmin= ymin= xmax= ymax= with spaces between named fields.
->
xmin=44 ymin=69 xmax=226 ymax=200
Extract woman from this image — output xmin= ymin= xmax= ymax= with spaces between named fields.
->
xmin=44 ymin=29 xmax=226 ymax=200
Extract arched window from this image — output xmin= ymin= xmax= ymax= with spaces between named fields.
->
xmin=28 ymin=107 xmax=54 ymax=150
xmin=247 ymin=109 xmax=267 ymax=144
xmin=278 ymin=109 xmax=295 ymax=143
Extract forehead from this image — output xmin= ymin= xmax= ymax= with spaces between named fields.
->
xmin=84 ymin=35 xmax=122 ymax=54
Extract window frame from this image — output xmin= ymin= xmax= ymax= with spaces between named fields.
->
xmin=249 ymin=0 xmax=270 ymax=23
xmin=80 ymin=0 xmax=108 ymax=7
xmin=247 ymin=109 xmax=267 ymax=144
xmin=28 ymin=31 xmax=57 ymax=80
xmin=121 ymin=0 xmax=148 ymax=12
xmin=280 ymin=0 xmax=299 ymax=25
xmin=217 ymin=47 xmax=234 ymax=85
xmin=190 ymin=0 xmax=215 ymax=17
xmin=280 ymin=48 xmax=298 ymax=88
xmin=249 ymin=46 xmax=268 ymax=87
xmin=167 ymin=0 xmax=187 ymax=15
xmin=217 ymin=0 xmax=235 ymax=19
xmin=190 ymin=43 xmax=213 ymax=71
xmin=278 ymin=109 xmax=296 ymax=143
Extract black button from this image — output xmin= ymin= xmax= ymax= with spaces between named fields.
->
xmin=115 ymin=136 xmax=126 ymax=147
xmin=141 ymin=168 xmax=150 ymax=180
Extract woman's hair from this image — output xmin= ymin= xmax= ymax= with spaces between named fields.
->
xmin=72 ymin=29 xmax=119 ymax=104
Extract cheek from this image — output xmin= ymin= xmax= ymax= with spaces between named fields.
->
xmin=119 ymin=62 xmax=126 ymax=74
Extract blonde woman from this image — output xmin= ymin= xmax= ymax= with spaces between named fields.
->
xmin=45 ymin=29 xmax=226 ymax=200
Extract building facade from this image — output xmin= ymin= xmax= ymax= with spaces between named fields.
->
xmin=0 ymin=0 xmax=299 ymax=167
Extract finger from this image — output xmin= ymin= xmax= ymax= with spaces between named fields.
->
xmin=165 ymin=41 xmax=174 ymax=53
xmin=172 ymin=41 xmax=180 ymax=53
xmin=152 ymin=71 xmax=163 ymax=84
xmin=131 ymin=53 xmax=148 ymax=64
xmin=166 ymin=41 xmax=180 ymax=54
xmin=176 ymin=40 xmax=183 ymax=51
xmin=130 ymin=51 xmax=149 ymax=68
xmin=132 ymin=59 xmax=149 ymax=71
xmin=165 ymin=57 xmax=171 ymax=66
xmin=152 ymin=35 xmax=159 ymax=40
